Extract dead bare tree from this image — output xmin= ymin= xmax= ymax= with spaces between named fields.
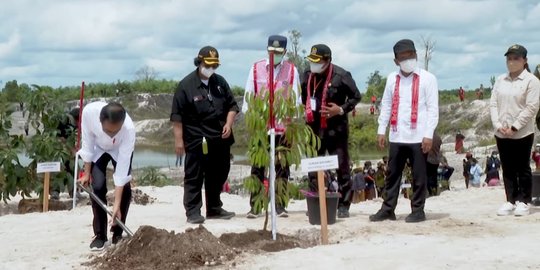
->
xmin=421 ymin=35 xmax=436 ymax=71
xmin=135 ymin=65 xmax=158 ymax=82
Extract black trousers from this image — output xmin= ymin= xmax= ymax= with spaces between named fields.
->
xmin=250 ymin=135 xmax=290 ymax=211
xmin=184 ymin=140 xmax=231 ymax=217
xmin=496 ymin=134 xmax=534 ymax=204
xmin=91 ymin=152 xmax=133 ymax=240
xmin=426 ymin=162 xmax=439 ymax=196
xmin=382 ymin=143 xmax=427 ymax=213
xmin=309 ymin=135 xmax=352 ymax=208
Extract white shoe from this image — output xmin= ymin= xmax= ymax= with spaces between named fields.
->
xmin=497 ymin=202 xmax=515 ymax=216
xmin=514 ymin=202 xmax=530 ymax=216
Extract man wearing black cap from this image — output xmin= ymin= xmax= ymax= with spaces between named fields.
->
xmin=301 ymin=44 xmax=362 ymax=218
xmin=170 ymin=46 xmax=239 ymax=224
xmin=370 ymin=39 xmax=439 ymax=223
xmin=242 ymin=35 xmax=301 ymax=218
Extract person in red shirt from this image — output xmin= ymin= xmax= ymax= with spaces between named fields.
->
xmin=371 ymin=95 xmax=377 ymax=104
xmin=458 ymin=86 xmax=465 ymax=102
xmin=532 ymin=144 xmax=540 ymax=171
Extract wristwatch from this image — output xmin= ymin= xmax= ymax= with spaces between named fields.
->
xmin=511 ymin=126 xmax=518 ymax=132
xmin=339 ymin=107 xmax=344 ymax=115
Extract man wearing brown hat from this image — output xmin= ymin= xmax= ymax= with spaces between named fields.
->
xmin=242 ymin=35 xmax=301 ymax=218
xmin=370 ymin=39 xmax=439 ymax=223
xmin=301 ymin=44 xmax=362 ymax=218
xmin=170 ymin=46 xmax=239 ymax=224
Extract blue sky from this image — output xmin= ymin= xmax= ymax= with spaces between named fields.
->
xmin=1 ymin=0 xmax=539 ymax=91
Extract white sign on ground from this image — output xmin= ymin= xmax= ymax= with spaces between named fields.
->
xmin=36 ymin=162 xmax=61 ymax=174
xmin=301 ymin=155 xmax=339 ymax=173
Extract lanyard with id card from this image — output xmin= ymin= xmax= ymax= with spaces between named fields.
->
xmin=310 ymin=97 xmax=317 ymax=112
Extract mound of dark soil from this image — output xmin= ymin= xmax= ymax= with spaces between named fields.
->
xmin=219 ymin=230 xmax=311 ymax=252
xmin=89 ymin=225 xmax=238 ymax=270
xmin=87 ymin=225 xmax=316 ymax=270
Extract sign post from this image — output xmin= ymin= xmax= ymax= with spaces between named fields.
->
xmin=37 ymin=162 xmax=61 ymax=212
xmin=301 ymin=155 xmax=339 ymax=245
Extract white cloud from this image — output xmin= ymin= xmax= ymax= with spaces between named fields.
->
xmin=0 ymin=32 xmax=20 ymax=58
xmin=0 ymin=0 xmax=538 ymax=90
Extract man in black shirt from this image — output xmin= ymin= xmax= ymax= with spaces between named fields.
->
xmin=301 ymin=44 xmax=362 ymax=218
xmin=170 ymin=46 xmax=239 ymax=224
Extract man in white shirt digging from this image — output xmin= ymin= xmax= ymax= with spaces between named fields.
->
xmin=78 ymin=101 xmax=136 ymax=250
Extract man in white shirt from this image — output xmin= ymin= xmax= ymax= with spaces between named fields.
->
xmin=370 ymin=39 xmax=439 ymax=223
xmin=78 ymin=101 xmax=136 ymax=250
xmin=242 ymin=35 xmax=301 ymax=218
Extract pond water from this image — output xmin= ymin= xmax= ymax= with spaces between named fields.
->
xmin=16 ymin=147 xmax=385 ymax=169
xmin=16 ymin=148 xmax=249 ymax=169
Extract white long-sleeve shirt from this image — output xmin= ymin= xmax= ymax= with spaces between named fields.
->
xmin=242 ymin=58 xmax=301 ymax=113
xmin=79 ymin=101 xmax=136 ymax=186
xmin=377 ymin=68 xmax=439 ymax=143
xmin=490 ymin=69 xmax=540 ymax=139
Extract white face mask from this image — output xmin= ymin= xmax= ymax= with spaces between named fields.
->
xmin=399 ymin=59 xmax=417 ymax=73
xmin=200 ymin=66 xmax=215 ymax=78
xmin=310 ymin=62 xmax=325 ymax=73
xmin=272 ymin=53 xmax=284 ymax=64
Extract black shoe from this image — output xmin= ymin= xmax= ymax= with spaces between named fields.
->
xmin=369 ymin=209 xmax=397 ymax=222
xmin=337 ymin=207 xmax=350 ymax=218
xmin=89 ymin=236 xmax=106 ymax=251
xmin=112 ymin=234 xmax=123 ymax=245
xmin=405 ymin=211 xmax=426 ymax=223
xmin=246 ymin=210 xmax=260 ymax=219
xmin=206 ymin=208 xmax=235 ymax=220
xmin=187 ymin=214 xmax=205 ymax=224
xmin=276 ymin=208 xmax=289 ymax=218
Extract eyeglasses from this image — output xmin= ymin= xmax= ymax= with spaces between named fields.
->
xmin=267 ymin=46 xmax=285 ymax=53
xmin=202 ymin=63 xmax=220 ymax=69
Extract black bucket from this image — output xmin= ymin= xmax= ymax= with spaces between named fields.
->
xmin=306 ymin=192 xmax=340 ymax=225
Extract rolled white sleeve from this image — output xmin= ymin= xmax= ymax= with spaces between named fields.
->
xmin=79 ymin=108 xmax=96 ymax=163
xmin=112 ymin=127 xmax=135 ymax=187
xmin=377 ymin=75 xmax=394 ymax=135
xmin=423 ymin=75 xmax=439 ymax=139
xmin=242 ymin=65 xmax=255 ymax=114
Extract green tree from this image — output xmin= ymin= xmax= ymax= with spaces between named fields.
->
xmin=243 ymin=87 xmax=319 ymax=231
xmin=286 ymin=29 xmax=310 ymax=74
xmin=490 ymin=76 xmax=496 ymax=88
xmin=364 ymin=71 xmax=386 ymax=102
xmin=2 ymin=80 xmax=19 ymax=102
xmin=0 ymin=84 xmax=72 ymax=202
xmin=136 ymin=167 xmax=171 ymax=187
xmin=230 ymin=86 xmax=244 ymax=97
xmin=17 ymin=83 xmax=31 ymax=110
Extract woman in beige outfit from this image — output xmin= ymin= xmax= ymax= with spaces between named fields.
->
xmin=490 ymin=44 xmax=540 ymax=217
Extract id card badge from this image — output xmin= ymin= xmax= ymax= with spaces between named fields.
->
xmin=310 ymin=98 xmax=317 ymax=111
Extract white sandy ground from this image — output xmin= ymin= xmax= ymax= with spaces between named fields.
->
xmin=2 ymin=148 xmax=540 ymax=270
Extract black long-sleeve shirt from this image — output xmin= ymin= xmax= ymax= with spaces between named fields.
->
xmin=170 ymin=69 xmax=239 ymax=151
xmin=301 ymin=64 xmax=361 ymax=137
